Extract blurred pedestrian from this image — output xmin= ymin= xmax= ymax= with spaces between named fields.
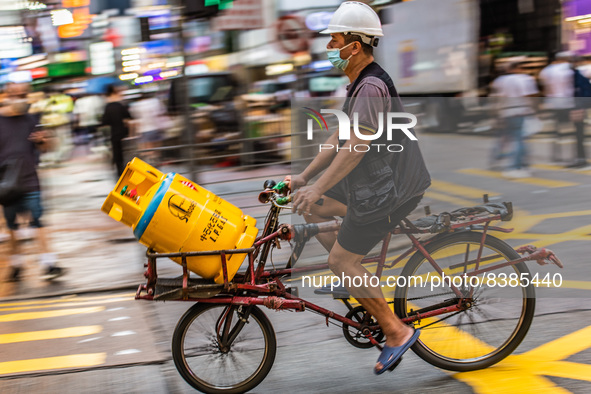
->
xmin=570 ymin=56 xmax=591 ymax=168
xmin=73 ymin=93 xmax=104 ymax=146
xmin=129 ymin=92 xmax=166 ymax=164
xmin=40 ymin=88 xmax=74 ymax=165
xmin=489 ymin=61 xmax=539 ymax=178
xmin=102 ymin=85 xmax=132 ymax=177
xmin=539 ymin=52 xmax=576 ymax=163
xmin=0 ymin=82 xmax=64 ymax=282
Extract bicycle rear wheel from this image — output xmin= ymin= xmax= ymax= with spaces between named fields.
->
xmin=394 ymin=231 xmax=535 ymax=372
xmin=172 ymin=303 xmax=276 ymax=394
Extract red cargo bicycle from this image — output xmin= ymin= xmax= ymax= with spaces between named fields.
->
xmin=136 ymin=180 xmax=562 ymax=394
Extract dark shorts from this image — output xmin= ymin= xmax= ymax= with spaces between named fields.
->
xmin=337 ymin=195 xmax=423 ymax=255
xmin=3 ymin=191 xmax=44 ymax=230
xmin=324 ymin=178 xmax=348 ymax=206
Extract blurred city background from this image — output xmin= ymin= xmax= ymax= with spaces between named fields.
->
xmin=1 ymin=0 xmax=591 ymax=393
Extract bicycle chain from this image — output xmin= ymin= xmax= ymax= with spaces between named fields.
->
xmin=407 ymin=291 xmax=456 ymax=301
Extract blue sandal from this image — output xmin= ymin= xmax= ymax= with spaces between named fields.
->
xmin=374 ymin=329 xmax=420 ymax=375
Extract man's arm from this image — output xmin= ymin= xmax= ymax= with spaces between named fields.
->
xmin=299 ymin=131 xmax=339 ymax=183
xmin=292 ymin=130 xmax=371 ymax=215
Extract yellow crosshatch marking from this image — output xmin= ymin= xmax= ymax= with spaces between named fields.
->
xmin=0 ymin=297 xmax=130 ymax=313
xmin=459 ymin=168 xmax=578 ymax=188
xmin=425 ymin=191 xmax=475 ymax=208
xmin=0 ymin=307 xmax=104 ymax=322
xmin=430 ymin=180 xmax=498 ymax=200
xmin=531 ymin=163 xmax=591 ymax=176
xmin=0 ymin=326 xmax=102 ymax=344
xmin=0 ymin=354 xmax=106 ymax=375
xmin=0 ymin=293 xmax=135 ymax=308
xmin=454 ymin=325 xmax=591 ymax=392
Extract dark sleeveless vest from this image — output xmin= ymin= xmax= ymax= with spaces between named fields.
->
xmin=341 ymin=62 xmax=431 ymax=225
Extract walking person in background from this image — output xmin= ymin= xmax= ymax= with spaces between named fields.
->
xmin=129 ymin=92 xmax=166 ymax=164
xmin=569 ymin=56 xmax=591 ymax=168
xmin=102 ymin=85 xmax=132 ymax=177
xmin=489 ymin=61 xmax=539 ymax=178
xmin=539 ymin=52 xmax=576 ymax=164
xmin=41 ymin=88 xmax=74 ymax=165
xmin=0 ymin=82 xmax=64 ymax=282
xmin=73 ymin=93 xmax=104 ymax=146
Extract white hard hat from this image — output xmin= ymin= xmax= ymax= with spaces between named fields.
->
xmin=321 ymin=1 xmax=383 ymax=46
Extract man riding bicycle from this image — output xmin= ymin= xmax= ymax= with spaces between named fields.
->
xmin=287 ymin=1 xmax=431 ymax=374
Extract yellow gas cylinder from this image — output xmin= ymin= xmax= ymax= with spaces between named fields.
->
xmin=101 ymin=158 xmax=259 ymax=284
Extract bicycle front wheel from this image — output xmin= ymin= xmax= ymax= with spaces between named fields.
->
xmin=394 ymin=231 xmax=535 ymax=372
xmin=172 ymin=303 xmax=276 ymax=394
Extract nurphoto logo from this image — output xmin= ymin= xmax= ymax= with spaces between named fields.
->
xmin=302 ymin=107 xmax=418 ymax=152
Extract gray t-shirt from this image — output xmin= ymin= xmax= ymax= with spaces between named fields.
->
xmin=0 ymin=114 xmax=40 ymax=193
xmin=346 ymin=76 xmax=391 ymax=134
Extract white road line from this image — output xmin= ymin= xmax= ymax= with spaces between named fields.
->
xmin=111 ymin=331 xmax=136 ymax=337
xmin=78 ymin=337 xmax=103 ymax=344
xmin=108 ymin=316 xmax=130 ymax=322
xmin=114 ymin=349 xmax=141 ymax=356
xmin=106 ymin=307 xmax=125 ymax=312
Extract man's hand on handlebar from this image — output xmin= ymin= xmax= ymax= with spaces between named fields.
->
xmin=292 ymin=186 xmax=321 ymax=216
xmin=283 ymin=174 xmax=307 ymax=192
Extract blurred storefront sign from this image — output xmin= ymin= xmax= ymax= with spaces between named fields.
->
xmin=0 ymin=70 xmax=33 ymax=84
xmin=51 ymin=9 xmax=74 ymax=26
xmin=212 ymin=0 xmax=264 ymax=31
xmin=187 ymin=54 xmax=229 ymax=74
xmin=265 ymin=63 xmax=293 ymax=76
xmin=47 ymin=61 xmax=87 ymax=77
xmin=0 ymin=26 xmax=32 ymax=59
xmin=90 ymin=41 xmax=116 ymax=75
xmin=53 ymin=50 xmax=87 ymax=63
xmin=13 ymin=54 xmax=49 ymax=70
xmin=30 ymin=67 xmax=48 ymax=79
xmin=564 ymin=0 xmax=591 ymax=54
xmin=57 ymin=0 xmax=94 ymax=39
xmin=0 ymin=10 xmax=20 ymax=26
xmin=36 ymin=17 xmax=60 ymax=53
xmin=277 ymin=0 xmax=340 ymax=12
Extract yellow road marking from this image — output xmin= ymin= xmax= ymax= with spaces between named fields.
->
xmin=430 ymin=180 xmax=498 ymax=199
xmin=425 ymin=191 xmax=475 ymax=207
xmin=532 ymin=164 xmax=591 ymax=175
xmin=0 ymin=326 xmax=102 ymax=344
xmin=559 ymin=280 xmax=591 ymax=290
xmin=0 ymin=307 xmax=104 ymax=322
xmin=0 ymin=293 xmax=135 ymax=308
xmin=0 ymin=353 xmax=106 ymax=375
xmin=459 ymin=168 xmax=578 ymax=188
xmin=454 ymin=324 xmax=591 ymax=392
xmin=531 ymin=164 xmax=566 ymax=172
xmin=0 ymin=297 xmax=130 ymax=312
xmin=526 ymin=325 xmax=591 ymax=361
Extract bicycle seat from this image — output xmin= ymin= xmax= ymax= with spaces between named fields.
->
xmin=314 ymin=285 xmax=350 ymax=299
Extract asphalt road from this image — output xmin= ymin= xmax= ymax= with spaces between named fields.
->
xmin=1 ymin=133 xmax=590 ymax=393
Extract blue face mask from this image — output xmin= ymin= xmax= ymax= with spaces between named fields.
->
xmin=326 ymin=42 xmax=354 ymax=71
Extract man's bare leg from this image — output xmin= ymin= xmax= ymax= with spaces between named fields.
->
xmin=328 ymin=241 xmax=413 ymax=371
xmin=304 ymin=196 xmax=346 ymax=252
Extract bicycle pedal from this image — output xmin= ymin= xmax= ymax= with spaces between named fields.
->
xmin=286 ymin=287 xmax=299 ymax=297
xmin=387 ymin=356 xmax=403 ymax=372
